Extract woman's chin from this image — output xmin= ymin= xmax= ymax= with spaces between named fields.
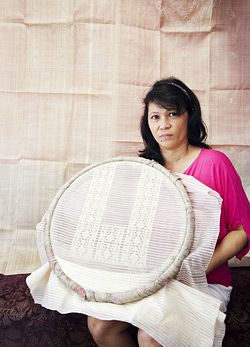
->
xmin=159 ymin=142 xmax=176 ymax=150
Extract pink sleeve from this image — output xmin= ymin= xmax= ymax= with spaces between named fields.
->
xmin=218 ymin=153 xmax=250 ymax=259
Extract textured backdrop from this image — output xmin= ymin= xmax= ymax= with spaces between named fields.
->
xmin=0 ymin=0 xmax=249 ymax=274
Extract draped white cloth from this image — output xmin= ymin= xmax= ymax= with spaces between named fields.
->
xmin=27 ymin=174 xmax=226 ymax=347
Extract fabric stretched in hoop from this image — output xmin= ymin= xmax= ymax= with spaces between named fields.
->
xmin=42 ymin=157 xmax=194 ymax=304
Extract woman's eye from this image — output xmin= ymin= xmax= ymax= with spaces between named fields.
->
xmin=169 ymin=112 xmax=177 ymax=117
xmin=151 ymin=114 xmax=159 ymax=120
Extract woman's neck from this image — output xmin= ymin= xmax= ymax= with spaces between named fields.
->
xmin=161 ymin=144 xmax=200 ymax=173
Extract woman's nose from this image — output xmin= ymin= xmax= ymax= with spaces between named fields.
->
xmin=159 ymin=118 xmax=171 ymax=129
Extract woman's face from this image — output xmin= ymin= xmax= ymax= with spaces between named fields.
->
xmin=148 ymin=102 xmax=189 ymax=151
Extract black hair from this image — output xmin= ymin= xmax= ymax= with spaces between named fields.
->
xmin=139 ymin=77 xmax=210 ymax=165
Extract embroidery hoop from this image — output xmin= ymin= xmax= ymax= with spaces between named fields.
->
xmin=44 ymin=157 xmax=194 ymax=304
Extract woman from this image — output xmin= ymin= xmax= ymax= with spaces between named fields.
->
xmin=88 ymin=77 xmax=250 ymax=347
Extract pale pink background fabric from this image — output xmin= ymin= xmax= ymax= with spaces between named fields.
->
xmin=0 ymin=0 xmax=249 ymax=274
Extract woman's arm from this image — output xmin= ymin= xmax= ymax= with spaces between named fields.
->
xmin=206 ymin=225 xmax=248 ymax=274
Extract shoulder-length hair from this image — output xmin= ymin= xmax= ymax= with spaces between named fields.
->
xmin=139 ymin=77 xmax=210 ymax=165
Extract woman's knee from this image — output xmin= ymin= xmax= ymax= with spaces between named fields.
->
xmin=87 ymin=316 xmax=128 ymax=343
xmin=87 ymin=317 xmax=109 ymax=341
xmin=138 ymin=329 xmax=162 ymax=347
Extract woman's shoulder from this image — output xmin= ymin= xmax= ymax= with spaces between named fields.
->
xmin=199 ymin=148 xmax=241 ymax=187
xmin=200 ymin=148 xmax=234 ymax=168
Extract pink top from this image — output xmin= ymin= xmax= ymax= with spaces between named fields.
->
xmin=184 ymin=148 xmax=250 ymax=286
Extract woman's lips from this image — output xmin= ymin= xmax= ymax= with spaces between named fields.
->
xmin=159 ymin=134 xmax=173 ymax=139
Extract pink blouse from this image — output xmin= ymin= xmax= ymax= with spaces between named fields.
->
xmin=184 ymin=148 xmax=250 ymax=286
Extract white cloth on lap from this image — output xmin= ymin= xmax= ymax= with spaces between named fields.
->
xmin=27 ymin=173 xmax=225 ymax=347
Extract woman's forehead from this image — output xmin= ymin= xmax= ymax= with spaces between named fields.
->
xmin=148 ymin=101 xmax=177 ymax=111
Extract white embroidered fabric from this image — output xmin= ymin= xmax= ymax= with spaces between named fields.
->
xmin=71 ymin=164 xmax=162 ymax=269
xmin=27 ymin=159 xmax=225 ymax=346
